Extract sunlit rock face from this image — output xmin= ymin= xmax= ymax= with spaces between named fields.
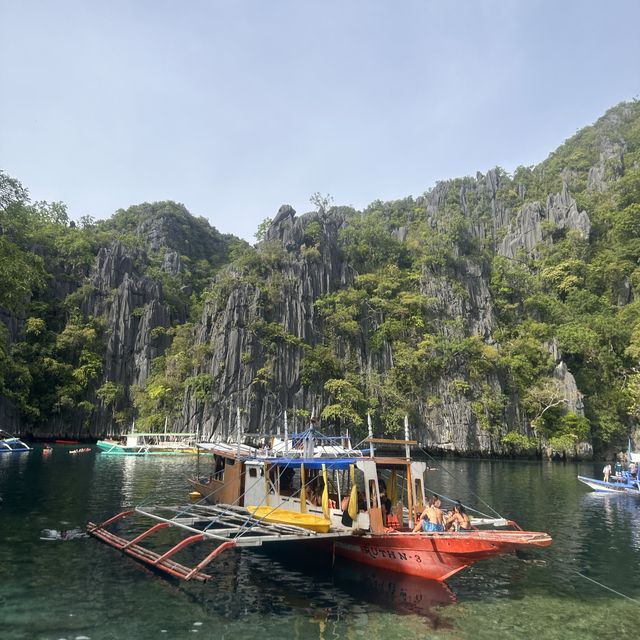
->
xmin=3 ymin=103 xmax=639 ymax=459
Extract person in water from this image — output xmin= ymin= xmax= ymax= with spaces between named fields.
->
xmin=445 ymin=501 xmax=472 ymax=531
xmin=412 ymin=495 xmax=445 ymax=533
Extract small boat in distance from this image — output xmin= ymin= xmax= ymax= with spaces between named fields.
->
xmin=97 ymin=418 xmax=198 ymax=456
xmin=97 ymin=430 xmax=198 ymax=456
xmin=0 ymin=430 xmax=32 ymax=453
xmin=577 ymin=442 xmax=640 ymax=495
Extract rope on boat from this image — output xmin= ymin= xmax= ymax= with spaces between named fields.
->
xmin=134 ymin=456 xmax=316 ymax=539
xmin=415 ymin=443 xmax=505 ymax=520
xmin=574 ymin=571 xmax=640 ymax=604
xmin=427 ymin=489 xmax=500 ymax=521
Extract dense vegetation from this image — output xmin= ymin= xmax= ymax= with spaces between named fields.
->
xmin=1 ymin=100 xmax=639 ymax=454
xmin=0 ymin=182 xmax=241 ymax=431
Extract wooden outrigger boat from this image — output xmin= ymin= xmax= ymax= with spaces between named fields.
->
xmin=88 ymin=418 xmax=552 ymax=583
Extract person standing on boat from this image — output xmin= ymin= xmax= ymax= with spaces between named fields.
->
xmin=412 ymin=496 xmax=445 ymax=533
xmin=603 ymin=463 xmax=612 ymax=482
xmin=614 ymin=460 xmax=624 ymax=479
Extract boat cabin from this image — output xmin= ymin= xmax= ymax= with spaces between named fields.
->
xmin=191 ymin=439 xmax=428 ymax=534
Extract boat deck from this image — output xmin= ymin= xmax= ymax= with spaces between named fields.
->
xmin=88 ymin=503 xmax=353 ymax=581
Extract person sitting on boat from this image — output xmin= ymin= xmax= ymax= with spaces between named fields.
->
xmin=280 ymin=467 xmax=295 ymax=496
xmin=412 ymin=496 xmax=445 ymax=533
xmin=340 ymin=495 xmax=353 ymax=527
xmin=445 ymin=501 xmax=472 ymax=532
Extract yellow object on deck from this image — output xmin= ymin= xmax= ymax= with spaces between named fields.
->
xmin=321 ymin=464 xmax=329 ymax=520
xmin=300 ymin=463 xmax=307 ymax=513
xmin=388 ymin=469 xmax=397 ymax=504
xmin=189 ymin=491 xmax=202 ymax=501
xmin=348 ymin=464 xmax=358 ymax=521
xmin=247 ymin=505 xmax=331 ymax=533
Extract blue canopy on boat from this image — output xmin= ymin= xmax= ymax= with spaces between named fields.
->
xmin=251 ymin=457 xmax=361 ymax=471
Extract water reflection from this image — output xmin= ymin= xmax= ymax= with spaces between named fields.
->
xmin=3 ymin=450 xmax=640 ymax=640
xmin=580 ymin=492 xmax=640 ymax=550
xmin=333 ymin=559 xmax=456 ymax=616
xmin=177 ymin=548 xmax=455 ymax=634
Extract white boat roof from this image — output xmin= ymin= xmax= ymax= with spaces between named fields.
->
xmin=197 ymin=442 xmax=258 ymax=457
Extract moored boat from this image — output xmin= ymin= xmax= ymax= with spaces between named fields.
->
xmin=577 ymin=443 xmax=640 ymax=495
xmin=97 ymin=431 xmax=198 ymax=456
xmin=577 ymin=474 xmax=640 ymax=495
xmin=0 ymin=430 xmax=32 ymax=453
xmin=88 ymin=416 xmax=552 ymax=584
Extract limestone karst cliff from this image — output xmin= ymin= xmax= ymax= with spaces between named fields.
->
xmin=2 ymin=101 xmax=640 ymax=457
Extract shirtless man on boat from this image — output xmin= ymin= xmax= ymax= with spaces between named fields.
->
xmin=413 ymin=496 xmax=445 ymax=532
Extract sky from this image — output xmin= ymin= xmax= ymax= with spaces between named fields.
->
xmin=1 ymin=1 xmax=639 ymax=242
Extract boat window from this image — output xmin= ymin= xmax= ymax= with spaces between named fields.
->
xmin=227 ymin=458 xmax=236 ymax=466
xmin=213 ymin=456 xmax=226 ymax=481
xmin=248 ymin=468 xmax=257 ymax=478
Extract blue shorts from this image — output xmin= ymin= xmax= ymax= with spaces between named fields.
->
xmin=422 ymin=521 xmax=445 ymax=532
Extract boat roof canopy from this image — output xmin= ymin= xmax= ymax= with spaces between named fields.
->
xmin=250 ymin=456 xmax=414 ymax=470
xmin=251 ymin=457 xmax=361 ymax=470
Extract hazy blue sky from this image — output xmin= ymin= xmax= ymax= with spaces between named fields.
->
xmin=2 ymin=1 xmax=639 ymax=241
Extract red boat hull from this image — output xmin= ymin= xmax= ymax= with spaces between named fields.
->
xmin=334 ymin=530 xmax=552 ymax=582
xmin=55 ymin=439 xmax=80 ymax=444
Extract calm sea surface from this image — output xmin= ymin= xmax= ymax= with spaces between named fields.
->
xmin=1 ymin=447 xmax=639 ymax=640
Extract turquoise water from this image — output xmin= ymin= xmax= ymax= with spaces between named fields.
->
xmin=1 ymin=448 xmax=639 ymax=639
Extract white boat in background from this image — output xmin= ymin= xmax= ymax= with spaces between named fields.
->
xmin=97 ymin=417 xmax=198 ymax=456
xmin=97 ymin=427 xmax=198 ymax=456
xmin=0 ymin=430 xmax=32 ymax=453
xmin=576 ymin=475 xmax=640 ymax=495
xmin=577 ymin=442 xmax=640 ymax=495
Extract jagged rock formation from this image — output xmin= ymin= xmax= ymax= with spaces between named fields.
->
xmin=183 ymin=207 xmax=355 ymax=437
xmin=499 ymin=183 xmax=591 ymax=260
xmin=85 ymin=243 xmax=176 ymax=397
xmin=2 ymin=101 xmax=639 ymax=459
xmin=179 ymin=201 xmax=513 ymax=455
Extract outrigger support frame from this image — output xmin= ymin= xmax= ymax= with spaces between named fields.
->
xmin=87 ymin=503 xmax=353 ymax=581
xmin=87 ymin=518 xmax=214 ymax=581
